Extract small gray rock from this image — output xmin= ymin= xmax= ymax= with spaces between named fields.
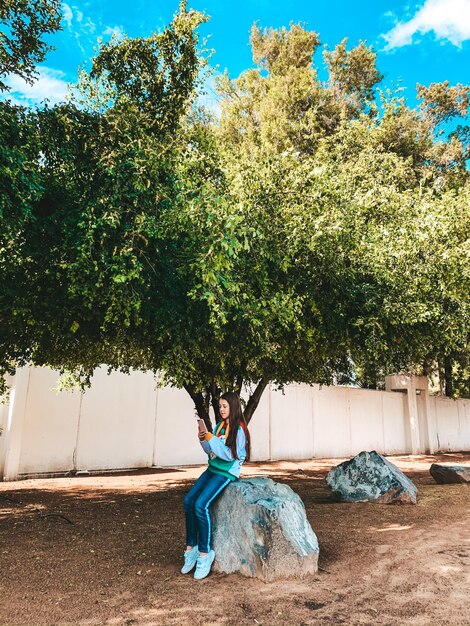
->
xmin=430 ymin=464 xmax=470 ymax=484
xmin=325 ymin=450 xmax=417 ymax=504
xmin=211 ymin=477 xmax=319 ymax=582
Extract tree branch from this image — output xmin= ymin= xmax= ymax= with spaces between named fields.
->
xmin=244 ymin=378 xmax=269 ymax=424
xmin=235 ymin=374 xmax=243 ymax=394
xmin=183 ymin=383 xmax=212 ymax=432
xmin=209 ymin=381 xmax=221 ymax=422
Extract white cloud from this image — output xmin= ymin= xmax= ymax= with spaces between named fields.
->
xmin=61 ymin=2 xmax=96 ymax=34
xmin=103 ymin=25 xmax=126 ymax=40
xmin=2 ymin=67 xmax=71 ymax=106
xmin=62 ymin=2 xmax=125 ymax=50
xmin=81 ymin=16 xmax=96 ymax=35
xmin=382 ymin=0 xmax=470 ymax=49
xmin=62 ymin=3 xmax=73 ymax=28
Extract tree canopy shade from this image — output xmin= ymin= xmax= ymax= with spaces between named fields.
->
xmin=0 ymin=6 xmax=469 ymax=426
xmin=0 ymin=0 xmax=62 ymax=92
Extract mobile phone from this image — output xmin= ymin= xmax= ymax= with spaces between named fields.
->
xmin=197 ymin=419 xmax=208 ymax=435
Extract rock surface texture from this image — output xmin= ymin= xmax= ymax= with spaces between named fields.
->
xmin=211 ymin=477 xmax=319 ymax=582
xmin=325 ymin=450 xmax=417 ymax=504
xmin=430 ymin=463 xmax=470 ymax=484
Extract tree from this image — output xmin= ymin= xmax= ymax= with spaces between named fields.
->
xmin=0 ymin=2 xmax=210 ymax=396
xmin=0 ymin=0 xmax=62 ymax=92
xmin=216 ymin=22 xmax=469 ymax=397
xmin=324 ymin=38 xmax=383 ymax=118
xmin=1 ymin=11 xmax=353 ymax=425
xmin=1 ymin=13 xmax=468 ymax=424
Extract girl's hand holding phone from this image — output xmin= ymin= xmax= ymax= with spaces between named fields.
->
xmin=197 ymin=419 xmax=208 ymax=440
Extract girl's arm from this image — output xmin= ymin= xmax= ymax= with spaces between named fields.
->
xmin=204 ymin=427 xmax=246 ymax=462
xmin=200 ymin=439 xmax=211 ymax=455
xmin=236 ymin=428 xmax=247 ymax=463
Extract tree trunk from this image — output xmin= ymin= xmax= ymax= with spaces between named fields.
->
xmin=437 ymin=360 xmax=445 ymax=395
xmin=234 ymin=375 xmax=243 ymax=395
xmin=210 ymin=381 xmax=221 ymax=423
xmin=444 ymin=357 xmax=454 ymax=398
xmin=184 ymin=378 xmax=269 ymax=429
xmin=183 ymin=383 xmax=213 ymax=432
xmin=244 ymin=378 xmax=268 ymax=424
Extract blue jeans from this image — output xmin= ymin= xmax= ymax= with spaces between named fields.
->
xmin=184 ymin=468 xmax=232 ymax=553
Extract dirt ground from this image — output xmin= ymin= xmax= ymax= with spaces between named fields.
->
xmin=1 ymin=453 xmax=470 ymax=626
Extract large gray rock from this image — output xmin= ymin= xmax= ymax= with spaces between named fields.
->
xmin=325 ymin=450 xmax=417 ymax=504
xmin=211 ymin=477 xmax=319 ymax=582
xmin=430 ymin=463 xmax=470 ymax=484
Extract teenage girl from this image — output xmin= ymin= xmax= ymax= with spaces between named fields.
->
xmin=181 ymin=390 xmax=251 ymax=579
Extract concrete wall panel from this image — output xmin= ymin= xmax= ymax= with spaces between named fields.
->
xmin=457 ymin=400 xmax=470 ymax=449
xmin=312 ymin=386 xmax=351 ymax=458
xmin=18 ymin=368 xmax=81 ymax=475
xmin=348 ymin=389 xmax=385 ymax=455
xmin=270 ymin=385 xmax=314 ymax=460
xmin=153 ymin=386 xmax=206 ymax=467
xmin=433 ymin=397 xmax=470 ymax=452
xmin=3 ymin=367 xmax=470 ymax=481
xmin=248 ymin=387 xmax=270 ymax=462
xmin=75 ymin=369 xmax=156 ymax=471
xmin=382 ymin=392 xmax=410 ymax=454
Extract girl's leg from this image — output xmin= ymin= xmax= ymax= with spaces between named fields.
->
xmin=183 ymin=469 xmax=212 ymax=548
xmin=193 ymin=472 xmax=232 ymax=554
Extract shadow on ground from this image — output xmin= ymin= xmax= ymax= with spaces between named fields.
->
xmin=1 ymin=453 xmax=470 ymax=626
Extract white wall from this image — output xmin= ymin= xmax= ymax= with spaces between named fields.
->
xmin=75 ymin=368 xmax=158 ymax=471
xmin=1 ymin=367 xmax=469 ymax=481
xmin=153 ymin=386 xmax=206 ymax=467
xmin=270 ymin=385 xmax=315 ymax=461
xmin=382 ymin=391 xmax=412 ymax=454
xmin=431 ymin=396 xmax=470 ymax=452
xmin=18 ymin=368 xmax=81 ymax=475
xmin=0 ymin=387 xmax=10 ymax=478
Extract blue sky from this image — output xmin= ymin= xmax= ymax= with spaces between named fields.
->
xmin=3 ymin=0 xmax=470 ymax=110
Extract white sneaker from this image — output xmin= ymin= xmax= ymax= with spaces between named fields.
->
xmin=181 ymin=545 xmax=199 ymax=574
xmin=194 ymin=549 xmax=215 ymax=580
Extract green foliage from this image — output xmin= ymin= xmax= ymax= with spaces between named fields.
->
xmin=324 ymin=38 xmax=383 ymax=117
xmin=216 ymin=22 xmax=469 ymax=398
xmin=0 ymin=3 xmax=208 ymax=384
xmin=0 ymin=9 xmax=469 ymax=425
xmin=217 ymin=23 xmax=325 ymax=155
xmin=89 ymin=1 xmax=207 ymax=133
xmin=0 ymin=0 xmax=62 ymax=91
xmin=0 ymin=100 xmax=42 ymax=243
xmin=0 ymin=100 xmax=44 ymax=397
xmin=417 ymin=81 xmax=470 ymax=124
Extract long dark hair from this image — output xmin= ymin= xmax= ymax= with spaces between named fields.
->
xmin=221 ymin=391 xmax=251 ymax=462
